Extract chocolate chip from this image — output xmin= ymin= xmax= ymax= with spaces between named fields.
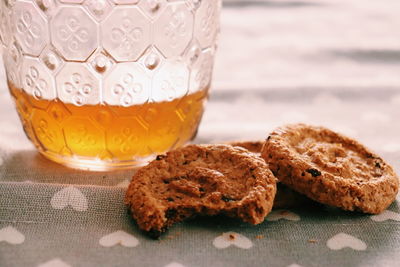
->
xmin=147 ymin=229 xmax=163 ymax=239
xmin=365 ymin=153 xmax=377 ymax=159
xmin=222 ymin=196 xmax=235 ymax=202
xmin=375 ymin=162 xmax=382 ymax=168
xmin=163 ymin=180 xmax=170 ymax=184
xmin=156 ymin=155 xmax=166 ymax=161
xmin=306 ymin=168 xmax=321 ymax=177
xmin=165 ymin=209 xmax=177 ymax=219
xmin=166 ymin=197 xmax=174 ymax=202
xmin=199 ymin=187 xmax=205 ymax=192
xmin=267 ymin=136 xmax=271 ymax=141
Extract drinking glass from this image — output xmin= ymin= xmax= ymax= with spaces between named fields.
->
xmin=0 ymin=0 xmax=221 ymax=171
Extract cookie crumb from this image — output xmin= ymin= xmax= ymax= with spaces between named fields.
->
xmin=229 ymin=234 xmax=236 ymax=240
xmin=308 ymin=239 xmax=318 ymax=243
xmin=255 ymin=235 xmax=265 ymax=240
xmin=166 ymin=232 xmax=182 ymax=240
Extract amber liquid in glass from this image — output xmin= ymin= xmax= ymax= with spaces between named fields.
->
xmin=9 ymin=81 xmax=208 ymax=170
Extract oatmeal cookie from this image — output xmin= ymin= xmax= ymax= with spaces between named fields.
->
xmin=262 ymin=124 xmax=399 ymax=214
xmin=229 ymin=140 xmax=311 ymax=209
xmin=125 ymin=144 xmax=277 ymax=237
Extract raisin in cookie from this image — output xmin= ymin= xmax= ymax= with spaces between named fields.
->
xmin=125 ymin=144 xmax=277 ymax=237
xmin=262 ymin=124 xmax=399 ymax=214
xmin=229 ymin=140 xmax=311 ymax=209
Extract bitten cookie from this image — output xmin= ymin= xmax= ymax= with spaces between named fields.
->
xmin=125 ymin=144 xmax=277 ymax=237
xmin=262 ymin=124 xmax=399 ymax=214
xmin=229 ymin=140 xmax=311 ymax=209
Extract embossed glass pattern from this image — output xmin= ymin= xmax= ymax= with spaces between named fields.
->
xmin=0 ymin=0 xmax=221 ymax=170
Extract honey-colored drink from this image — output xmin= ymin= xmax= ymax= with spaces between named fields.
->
xmin=9 ymin=82 xmax=208 ymax=170
xmin=2 ymin=0 xmax=221 ymax=170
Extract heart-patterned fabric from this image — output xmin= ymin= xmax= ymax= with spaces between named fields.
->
xmin=213 ymin=232 xmax=253 ymax=249
xmin=1 ymin=182 xmax=399 ymax=267
xmin=326 ymin=233 xmax=367 ymax=251
xmin=99 ymin=231 xmax=139 ymax=248
xmin=37 ymin=259 xmax=72 ymax=267
xmin=1 ymin=0 xmax=400 ymax=265
xmin=0 ymin=226 xmax=25 ymax=245
xmin=370 ymin=210 xmax=400 ymax=222
xmin=50 ymin=186 xmax=88 ymax=212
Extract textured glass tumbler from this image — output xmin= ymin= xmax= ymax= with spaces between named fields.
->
xmin=0 ymin=0 xmax=221 ymax=171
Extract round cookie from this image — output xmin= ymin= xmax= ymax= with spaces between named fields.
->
xmin=125 ymin=144 xmax=277 ymax=237
xmin=229 ymin=140 xmax=311 ymax=209
xmin=262 ymin=124 xmax=399 ymax=214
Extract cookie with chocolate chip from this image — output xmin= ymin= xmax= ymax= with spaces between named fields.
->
xmin=262 ymin=124 xmax=399 ymax=214
xmin=125 ymin=144 xmax=277 ymax=238
xmin=229 ymin=140 xmax=312 ymax=209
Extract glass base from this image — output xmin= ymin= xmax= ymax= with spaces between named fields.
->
xmin=39 ymin=150 xmax=155 ymax=172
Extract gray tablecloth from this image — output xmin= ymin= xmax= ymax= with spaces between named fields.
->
xmin=1 ymin=1 xmax=400 ymax=267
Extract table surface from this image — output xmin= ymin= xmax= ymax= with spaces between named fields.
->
xmin=1 ymin=1 xmax=400 ymax=267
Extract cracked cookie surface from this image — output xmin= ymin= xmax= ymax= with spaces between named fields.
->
xmin=262 ymin=124 xmax=399 ymax=214
xmin=125 ymin=144 xmax=276 ymax=237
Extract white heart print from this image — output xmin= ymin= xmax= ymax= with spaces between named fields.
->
xmin=326 ymin=233 xmax=367 ymax=251
xmin=266 ymin=210 xmax=300 ymax=221
xmin=99 ymin=230 xmax=139 ymax=247
xmin=213 ymin=232 xmax=253 ymax=249
xmin=371 ymin=210 xmax=400 ymax=222
xmin=165 ymin=262 xmax=185 ymax=267
xmin=0 ymin=226 xmax=25 ymax=245
xmin=37 ymin=258 xmax=71 ymax=267
xmin=51 ymin=186 xmax=88 ymax=211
